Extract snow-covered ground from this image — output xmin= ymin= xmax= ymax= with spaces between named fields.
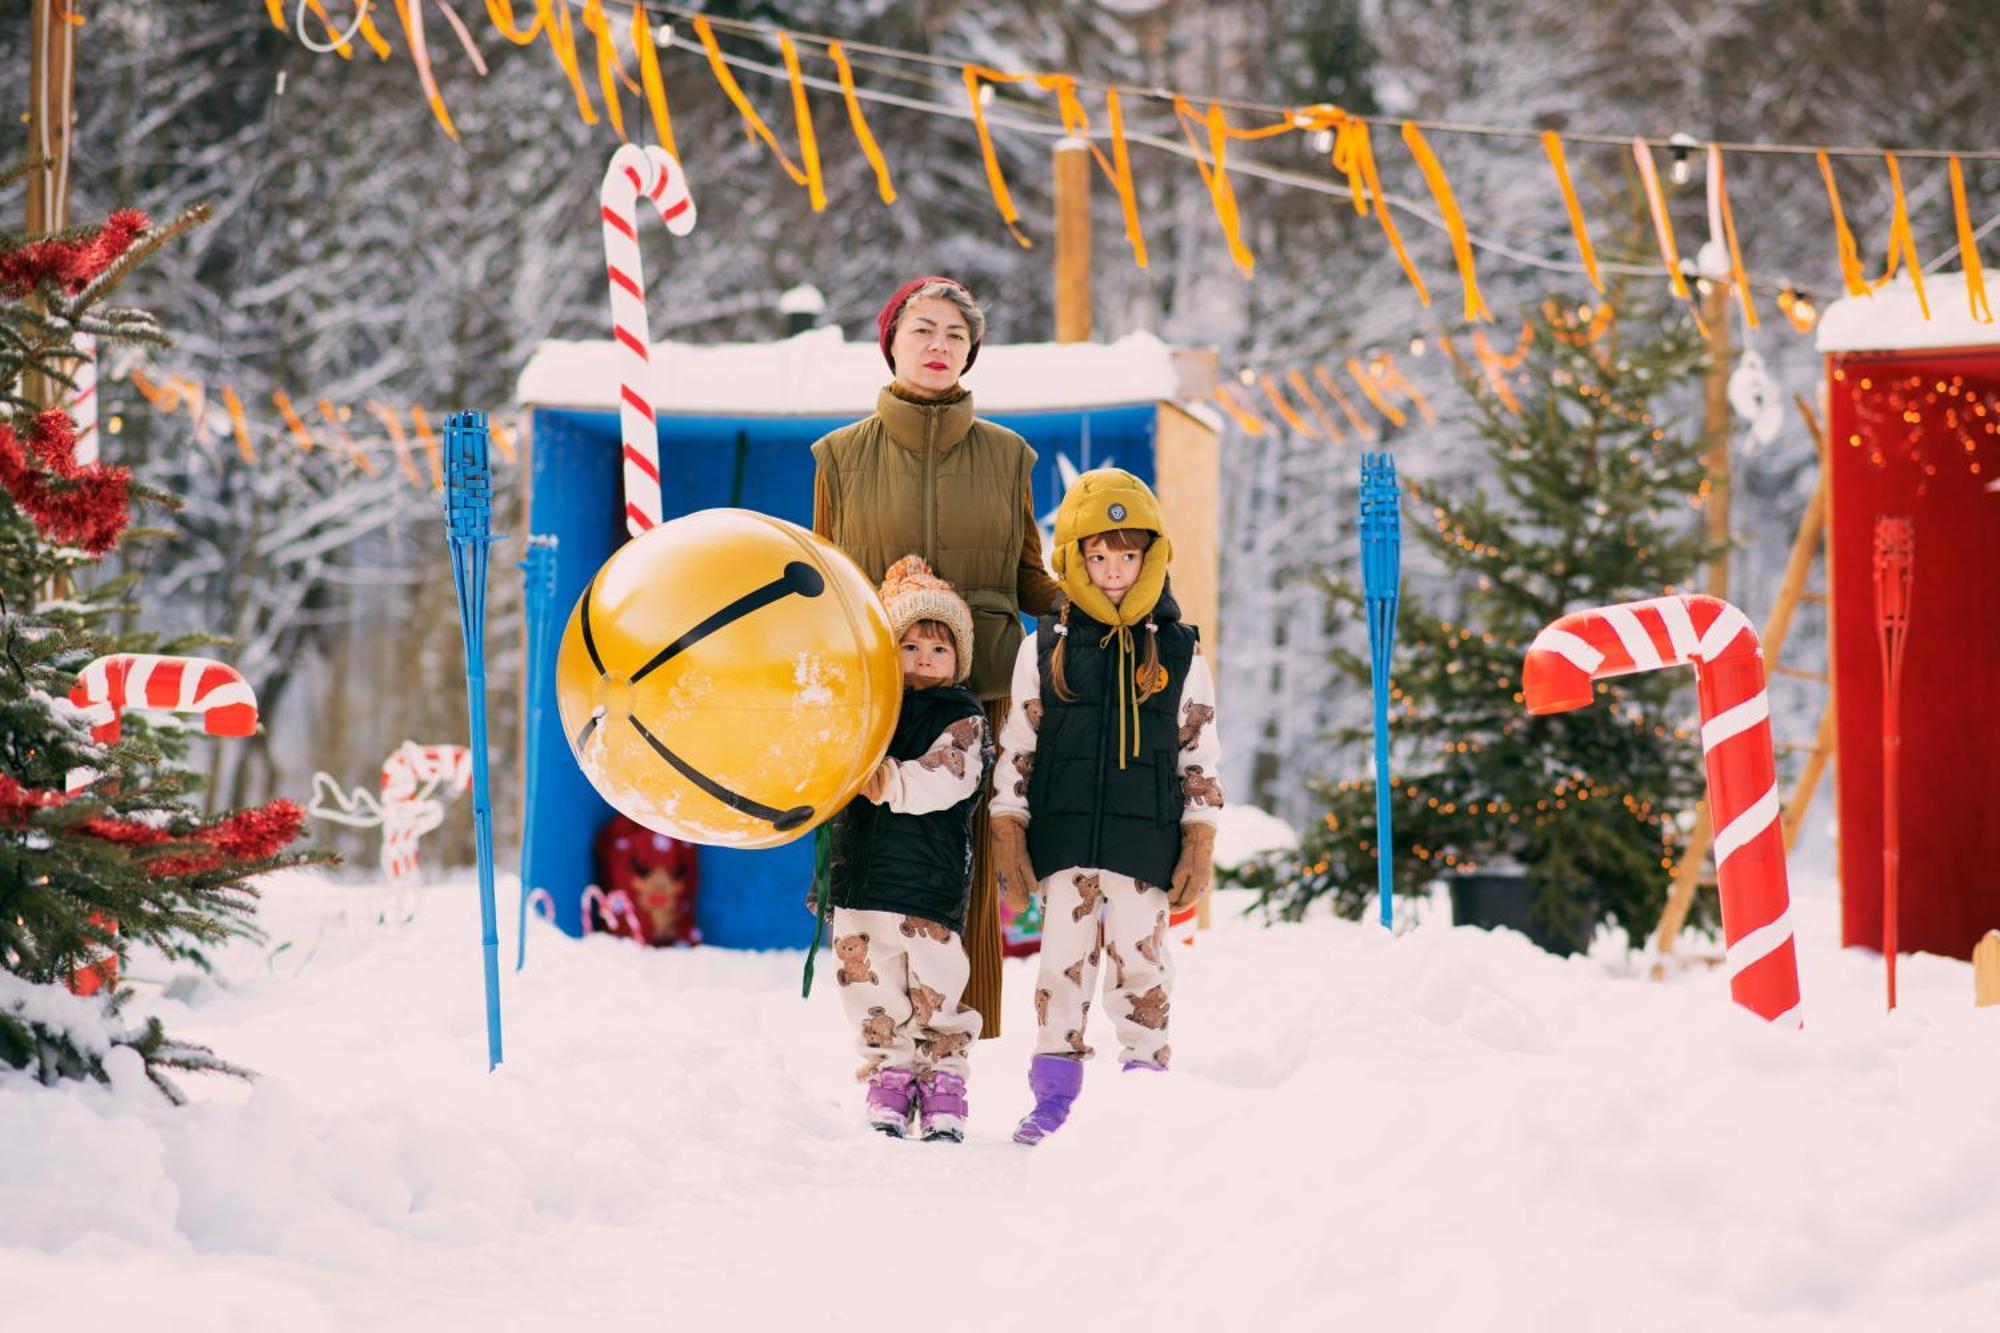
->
xmin=5 ymin=824 xmax=1997 ymax=1332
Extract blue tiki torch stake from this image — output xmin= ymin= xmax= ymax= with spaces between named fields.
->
xmin=443 ymin=411 xmax=504 ymax=1069
xmin=515 ymin=533 xmax=560 ymax=971
xmin=1359 ymin=452 xmax=1403 ymax=930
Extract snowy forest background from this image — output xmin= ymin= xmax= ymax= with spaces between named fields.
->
xmin=11 ymin=0 xmax=1999 ymax=866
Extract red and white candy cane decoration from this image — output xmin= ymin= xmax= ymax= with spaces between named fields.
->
xmin=69 ymin=654 xmax=259 ymax=744
xmin=63 ymin=653 xmax=258 ymax=998
xmin=379 ymin=743 xmax=473 ymax=883
xmin=601 ymin=144 xmax=697 ymax=537
xmin=1523 ymin=594 xmax=1802 ymax=1027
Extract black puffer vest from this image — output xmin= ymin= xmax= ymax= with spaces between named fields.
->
xmin=828 ymin=683 xmax=988 ymax=934
xmin=1026 ymin=589 xmax=1197 ymax=889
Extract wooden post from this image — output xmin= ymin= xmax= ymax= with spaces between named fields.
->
xmin=1700 ymin=280 xmax=1734 ymax=601
xmin=25 ymin=0 xmax=80 ymax=415
xmin=1053 ymin=139 xmax=1091 ymax=343
xmin=1653 ymin=391 xmax=1831 ymax=963
xmin=1975 ymin=931 xmax=2000 ymax=1007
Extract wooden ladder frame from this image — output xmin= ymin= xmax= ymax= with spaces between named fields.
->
xmin=1653 ymin=396 xmax=1838 ymax=963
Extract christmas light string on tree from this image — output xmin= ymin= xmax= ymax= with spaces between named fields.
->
xmin=1230 ymin=278 xmax=1718 ymax=953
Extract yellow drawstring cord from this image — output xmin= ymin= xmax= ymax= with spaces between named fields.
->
xmin=1099 ymin=622 xmax=1143 ymax=768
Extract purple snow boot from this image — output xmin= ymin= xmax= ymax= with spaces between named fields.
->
xmin=1012 ymin=1055 xmax=1083 ymax=1146
xmin=865 ymin=1068 xmax=919 ymax=1138
xmin=918 ymin=1071 xmax=969 ymax=1143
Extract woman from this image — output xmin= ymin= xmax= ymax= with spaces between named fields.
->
xmin=812 ymin=276 xmax=1062 ymax=1038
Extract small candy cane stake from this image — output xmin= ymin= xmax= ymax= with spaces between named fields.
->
xmin=600 ymin=144 xmax=697 ymax=536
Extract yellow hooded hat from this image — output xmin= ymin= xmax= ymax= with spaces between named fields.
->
xmin=1048 ymin=469 xmax=1173 ymax=766
xmin=1049 ymin=468 xmax=1173 ymax=628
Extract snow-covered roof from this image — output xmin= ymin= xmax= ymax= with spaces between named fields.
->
xmin=1817 ymin=271 xmax=2000 ymax=355
xmin=516 ymin=325 xmax=1183 ymax=415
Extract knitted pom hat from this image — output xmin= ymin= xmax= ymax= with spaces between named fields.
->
xmin=878 ymin=555 xmax=976 ymax=685
xmin=877 ymin=276 xmax=982 ymax=373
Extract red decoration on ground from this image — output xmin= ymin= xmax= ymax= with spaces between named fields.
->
xmin=1524 ymin=594 xmax=1802 ymax=1027
xmin=0 ymin=408 xmax=132 ymax=554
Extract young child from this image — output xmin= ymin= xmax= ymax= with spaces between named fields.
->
xmin=821 ymin=556 xmax=992 ymax=1142
xmin=988 ymin=469 xmax=1223 ymax=1145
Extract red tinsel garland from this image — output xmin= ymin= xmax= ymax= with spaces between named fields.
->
xmin=0 ymin=209 xmax=150 ymax=298
xmin=1 ymin=775 xmax=305 ymax=877
xmin=0 ymin=408 xmax=132 ymax=554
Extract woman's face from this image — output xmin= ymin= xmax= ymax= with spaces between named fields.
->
xmin=891 ymin=296 xmax=972 ymax=397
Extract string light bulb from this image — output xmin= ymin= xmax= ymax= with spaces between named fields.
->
xmin=1667 ymin=132 xmax=1699 ymax=185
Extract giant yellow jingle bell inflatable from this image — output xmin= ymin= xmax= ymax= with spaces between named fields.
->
xmin=555 ymin=509 xmax=900 ymax=848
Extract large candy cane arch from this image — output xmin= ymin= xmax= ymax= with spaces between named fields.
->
xmin=600 ymin=144 xmax=697 ymax=537
xmin=1523 ymin=594 xmax=1802 ymax=1026
xmin=68 ymin=654 xmax=259 ymax=744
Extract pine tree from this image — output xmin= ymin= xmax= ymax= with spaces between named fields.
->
xmin=1233 ymin=290 xmax=1720 ymax=954
xmin=0 ymin=164 xmax=318 ymax=1101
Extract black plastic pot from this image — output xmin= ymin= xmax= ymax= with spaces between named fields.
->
xmin=1446 ymin=873 xmax=1585 ymax=957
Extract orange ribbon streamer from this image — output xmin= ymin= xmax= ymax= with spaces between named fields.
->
xmin=1346 ymin=356 xmax=1406 ymax=428
xmin=300 ymin=1 xmax=356 ymax=60
xmin=221 ymin=387 xmax=256 ymax=465
xmin=1040 ymin=76 xmax=1147 ymax=268
xmin=317 ymin=398 xmax=378 ymax=475
xmin=1632 ymin=138 xmax=1690 ymax=301
xmin=829 ymin=42 xmax=894 ymax=205
xmin=1331 ymin=118 xmax=1428 ymax=306
xmin=631 ymin=3 xmax=678 ymax=159
xmin=1541 ymin=132 xmax=1603 ymax=294
xmin=490 ymin=420 xmax=518 ymax=463
xmin=1402 ymin=123 xmax=1491 ymax=322
xmin=1287 ymin=369 xmax=1345 ymax=443
xmin=780 ymin=35 xmax=827 ymax=212
xmin=272 ymin=390 xmax=317 ymax=453
xmin=698 ymin=19 xmax=816 ymax=197
xmin=963 ymin=66 xmax=1033 ymax=247
xmin=1172 ymin=98 xmax=1293 ymax=277
xmin=1259 ymin=374 xmax=1320 ymax=438
xmin=484 ymin=0 xmax=542 ymax=43
xmin=410 ymin=405 xmax=444 ymax=490
xmin=1210 ymin=383 xmax=1269 ymax=436
xmin=1709 ymin=146 xmax=1758 ymax=329
xmin=579 ymin=0 xmax=625 ymax=141
xmin=368 ymin=401 xmax=424 ymax=486
xmin=1950 ymin=155 xmax=1995 ymax=324
xmin=1880 ymin=153 xmax=1929 ymax=319
xmin=1815 ymin=150 xmax=1870 ymax=299
xmin=1471 ymin=324 xmax=1532 ymax=414
xmin=390 ymin=1 xmax=459 ymax=140
xmin=1313 ymin=364 xmax=1377 ymax=439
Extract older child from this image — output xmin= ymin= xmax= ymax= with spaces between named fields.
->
xmin=989 ymin=469 xmax=1223 ymax=1145
xmin=820 ymin=557 xmax=992 ymax=1142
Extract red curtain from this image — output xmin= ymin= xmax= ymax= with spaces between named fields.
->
xmin=1826 ymin=351 xmax=2000 ymax=960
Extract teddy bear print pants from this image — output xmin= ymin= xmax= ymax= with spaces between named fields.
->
xmin=1031 ymin=869 xmax=1175 ymax=1069
xmin=830 ymin=908 xmax=983 ymax=1080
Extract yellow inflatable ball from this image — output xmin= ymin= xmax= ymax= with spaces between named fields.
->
xmin=555 ymin=509 xmax=900 ymax=848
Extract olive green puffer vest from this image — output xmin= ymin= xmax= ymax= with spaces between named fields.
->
xmin=811 ymin=386 xmax=1036 ymax=699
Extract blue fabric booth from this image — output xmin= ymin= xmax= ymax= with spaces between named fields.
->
xmin=523 ymin=404 xmax=1159 ymax=949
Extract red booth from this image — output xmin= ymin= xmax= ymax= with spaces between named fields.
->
xmin=1818 ymin=272 xmax=2000 ymax=961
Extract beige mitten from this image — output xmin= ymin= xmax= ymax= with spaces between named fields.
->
xmin=1168 ymin=822 xmax=1218 ymax=909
